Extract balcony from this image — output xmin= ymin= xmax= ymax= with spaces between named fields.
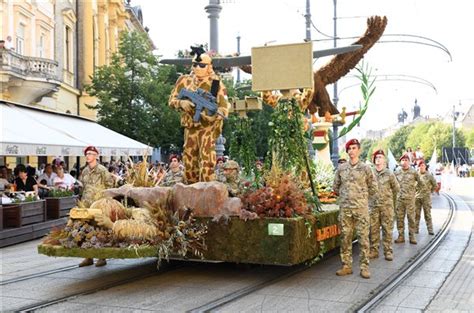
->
xmin=0 ymin=49 xmax=61 ymax=104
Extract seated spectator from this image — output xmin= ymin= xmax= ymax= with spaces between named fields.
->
xmin=53 ymin=167 xmax=77 ymax=190
xmin=0 ymin=166 xmax=11 ymax=191
xmin=37 ymin=164 xmax=57 ymax=187
xmin=108 ymin=165 xmax=122 ymax=186
xmin=13 ymin=164 xmax=38 ymax=194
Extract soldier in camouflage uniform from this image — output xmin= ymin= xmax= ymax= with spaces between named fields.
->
xmin=395 ymin=154 xmax=422 ymax=244
xmin=369 ymin=149 xmax=400 ymax=261
xmin=169 ymin=49 xmax=229 ymax=184
xmin=215 ymin=156 xmax=226 ymax=183
xmin=333 ymin=139 xmax=378 ymax=279
xmin=222 ymin=160 xmax=241 ymax=197
xmin=78 ymin=146 xmax=114 ymax=267
xmin=160 ymin=155 xmax=185 ymax=187
xmin=415 ymin=160 xmax=437 ymax=235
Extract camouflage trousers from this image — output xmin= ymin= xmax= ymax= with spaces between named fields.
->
xmin=396 ymin=197 xmax=416 ymax=240
xmin=415 ymin=196 xmax=433 ymax=233
xmin=339 ymin=207 xmax=370 ymax=270
xmin=183 ymin=126 xmax=217 ymax=184
xmin=370 ymin=204 xmax=394 ymax=256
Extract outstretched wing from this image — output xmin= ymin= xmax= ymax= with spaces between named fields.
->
xmin=317 ymin=16 xmax=387 ymax=86
xmin=309 ymin=16 xmax=387 ymax=116
xmin=160 ymin=45 xmax=362 ymax=70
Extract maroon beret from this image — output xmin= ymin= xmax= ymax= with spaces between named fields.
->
xmin=217 ymin=156 xmax=225 ymax=163
xmin=345 ymin=138 xmax=360 ymax=152
xmin=84 ymin=146 xmax=99 ymax=155
xmin=169 ymin=154 xmax=180 ymax=162
xmin=399 ymin=153 xmax=410 ymax=161
xmin=372 ymin=149 xmax=385 ymax=163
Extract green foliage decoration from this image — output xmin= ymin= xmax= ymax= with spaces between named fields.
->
xmin=338 ymin=62 xmax=376 ymax=139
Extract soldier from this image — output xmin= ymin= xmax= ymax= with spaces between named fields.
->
xmin=395 ymin=153 xmax=422 ymax=244
xmin=160 ymin=155 xmax=184 ymax=187
xmin=333 ymin=139 xmax=378 ymax=279
xmin=415 ymin=160 xmax=437 ymax=235
xmin=369 ymin=149 xmax=400 ymax=261
xmin=222 ymin=160 xmax=241 ymax=197
xmin=168 ymin=47 xmax=229 ymax=184
xmin=78 ymin=145 xmax=114 ymax=267
xmin=215 ymin=156 xmax=226 ymax=183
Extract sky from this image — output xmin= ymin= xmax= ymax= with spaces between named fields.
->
xmin=133 ymin=0 xmax=474 ymax=132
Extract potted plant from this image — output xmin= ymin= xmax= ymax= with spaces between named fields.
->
xmin=3 ymin=195 xmax=46 ymax=227
xmin=45 ymin=189 xmax=77 ymax=219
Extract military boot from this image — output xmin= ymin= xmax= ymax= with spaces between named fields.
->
xmin=360 ymin=268 xmax=371 ymax=279
xmin=394 ymin=236 xmax=405 ymax=244
xmin=369 ymin=250 xmax=379 ymax=259
xmin=409 ymin=238 xmax=417 ymax=245
xmin=384 ymin=252 xmax=393 ymax=261
xmin=79 ymin=258 xmax=94 ymax=267
xmin=336 ymin=266 xmax=353 ymax=276
xmin=95 ymin=258 xmax=107 ymax=267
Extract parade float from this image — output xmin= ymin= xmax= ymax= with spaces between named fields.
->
xmin=38 ymin=16 xmax=386 ymax=266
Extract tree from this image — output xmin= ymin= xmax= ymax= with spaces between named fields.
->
xmin=86 ymin=31 xmax=182 ymax=153
xmin=465 ymin=128 xmax=474 ymax=148
xmin=388 ymin=125 xmax=414 ymax=158
xmin=423 ymin=122 xmax=465 ymax=161
xmin=221 ymin=79 xmax=273 ymax=159
xmin=359 ymin=138 xmax=376 ymax=162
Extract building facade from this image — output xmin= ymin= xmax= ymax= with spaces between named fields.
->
xmin=1 ymin=0 xmax=152 ymax=168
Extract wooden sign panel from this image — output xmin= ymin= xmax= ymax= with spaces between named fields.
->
xmin=251 ymin=42 xmax=313 ymax=91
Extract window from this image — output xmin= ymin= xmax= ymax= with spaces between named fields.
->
xmin=65 ymin=26 xmax=72 ymax=71
xmin=16 ymin=24 xmax=25 ymax=55
xmin=38 ymin=34 xmax=45 ymax=58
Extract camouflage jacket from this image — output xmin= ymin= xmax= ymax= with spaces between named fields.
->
xmin=395 ymin=167 xmax=421 ymax=200
xmin=415 ymin=171 xmax=437 ymax=198
xmin=160 ymin=169 xmax=184 ymax=187
xmin=79 ymin=164 xmax=114 ymax=207
xmin=370 ymin=167 xmax=400 ymax=208
xmin=333 ymin=160 xmax=378 ymax=209
xmin=215 ymin=168 xmax=225 ymax=183
xmin=225 ymin=177 xmax=241 ymax=197
xmin=169 ymin=73 xmax=229 ymax=129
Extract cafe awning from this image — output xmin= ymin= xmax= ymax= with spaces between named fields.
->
xmin=0 ymin=101 xmax=152 ymax=157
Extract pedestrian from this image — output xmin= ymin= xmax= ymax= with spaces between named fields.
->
xmin=415 ymin=160 xmax=437 ymax=235
xmin=395 ymin=153 xmax=422 ymax=244
xmin=369 ymin=149 xmax=400 ymax=261
xmin=333 ymin=139 xmax=378 ymax=279
xmin=78 ymin=145 xmax=114 ymax=267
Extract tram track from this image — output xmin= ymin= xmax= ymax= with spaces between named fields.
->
xmin=7 ymin=194 xmax=456 ymax=312
xmin=354 ymin=193 xmax=457 ymax=312
xmin=187 ymin=245 xmax=343 ymax=313
xmin=13 ymin=261 xmax=184 ymax=313
xmin=1 ymin=265 xmax=79 ymax=286
xmin=188 ymin=193 xmax=457 ymax=313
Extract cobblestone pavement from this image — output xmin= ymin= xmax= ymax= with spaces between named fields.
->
xmin=426 ymin=178 xmax=474 ymax=312
xmin=0 ymin=186 xmax=464 ymax=312
xmin=372 ymin=187 xmax=472 ymax=312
